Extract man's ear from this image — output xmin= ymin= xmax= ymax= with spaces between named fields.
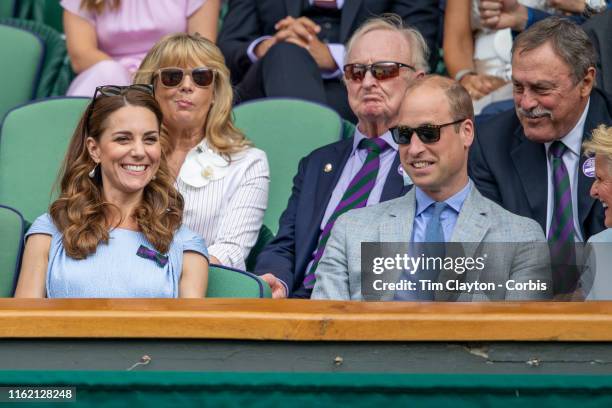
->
xmin=580 ymin=67 xmax=596 ymax=98
xmin=86 ymin=137 xmax=100 ymax=163
xmin=461 ymin=119 xmax=474 ymax=149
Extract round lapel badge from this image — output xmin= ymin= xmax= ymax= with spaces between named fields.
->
xmin=583 ymin=157 xmax=595 ymax=178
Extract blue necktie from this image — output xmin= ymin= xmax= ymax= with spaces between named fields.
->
xmin=394 ymin=202 xmax=447 ymax=301
xmin=425 ymin=202 xmax=447 ymax=243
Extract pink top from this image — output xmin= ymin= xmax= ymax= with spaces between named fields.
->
xmin=61 ymin=0 xmax=206 ymax=73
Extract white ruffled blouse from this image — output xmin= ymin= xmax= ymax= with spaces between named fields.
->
xmin=177 ymin=140 xmax=270 ymax=270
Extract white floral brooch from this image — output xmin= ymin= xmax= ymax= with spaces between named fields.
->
xmin=178 ymin=141 xmax=230 ymax=188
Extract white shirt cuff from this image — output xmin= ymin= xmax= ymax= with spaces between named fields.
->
xmin=247 ymin=36 xmax=273 ymax=63
xmin=321 ymin=43 xmax=344 ymax=79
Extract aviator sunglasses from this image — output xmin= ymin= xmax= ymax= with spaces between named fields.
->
xmin=86 ymin=84 xmax=155 ymax=135
xmin=155 ymin=67 xmax=215 ymax=88
xmin=343 ymin=61 xmax=416 ymax=82
xmin=390 ymin=119 xmax=467 ymax=145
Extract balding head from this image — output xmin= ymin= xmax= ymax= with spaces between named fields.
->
xmin=395 ymin=75 xmax=474 ymax=201
xmin=405 ymin=75 xmax=474 ymax=127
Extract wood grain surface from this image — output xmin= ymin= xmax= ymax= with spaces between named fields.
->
xmin=0 ymin=299 xmax=611 ymax=341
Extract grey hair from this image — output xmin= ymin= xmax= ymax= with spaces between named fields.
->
xmin=344 ymin=14 xmax=430 ymax=73
xmin=512 ymin=16 xmax=597 ymax=84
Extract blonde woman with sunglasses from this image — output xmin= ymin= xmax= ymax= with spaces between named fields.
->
xmin=15 ymin=86 xmax=208 ymax=298
xmin=62 ymin=0 xmax=220 ymax=97
xmin=134 ymin=33 xmax=270 ymax=271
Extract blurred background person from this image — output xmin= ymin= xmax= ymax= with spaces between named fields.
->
xmin=15 ymin=85 xmax=208 ymax=298
xmin=63 ymin=0 xmax=220 ymax=96
xmin=443 ymin=0 xmax=550 ymax=115
xmin=135 ymin=33 xmax=269 ymax=270
xmin=478 ymin=0 xmax=611 ymax=32
xmin=217 ymin=0 xmax=440 ymax=122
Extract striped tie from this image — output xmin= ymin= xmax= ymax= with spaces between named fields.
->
xmin=548 ymin=141 xmax=578 ymax=293
xmin=303 ymin=137 xmax=390 ymax=289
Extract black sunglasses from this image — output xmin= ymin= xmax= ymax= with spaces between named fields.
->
xmin=155 ymin=67 xmax=215 ymax=88
xmin=390 ymin=119 xmax=467 ymax=145
xmin=343 ymin=61 xmax=416 ymax=82
xmin=86 ymin=84 xmax=155 ymax=135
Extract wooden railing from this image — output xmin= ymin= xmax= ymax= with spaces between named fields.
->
xmin=1 ymin=299 xmax=611 ymax=341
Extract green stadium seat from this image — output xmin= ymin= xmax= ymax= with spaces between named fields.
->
xmin=245 ymin=224 xmax=274 ymax=272
xmin=15 ymin=0 xmax=64 ymax=33
xmin=0 ymin=97 xmax=90 ymax=224
xmin=0 ymin=205 xmax=24 ymax=297
xmin=0 ymin=18 xmax=73 ymax=97
xmin=207 ymin=264 xmax=272 ymax=298
xmin=342 ymin=118 xmax=356 ymax=139
xmin=0 ymin=0 xmax=16 ymax=18
xmin=233 ymin=98 xmax=343 ymax=233
xmin=0 ymin=23 xmax=44 ymax=121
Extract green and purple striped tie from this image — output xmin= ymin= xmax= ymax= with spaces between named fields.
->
xmin=303 ymin=137 xmax=389 ymax=289
xmin=548 ymin=141 xmax=578 ymax=292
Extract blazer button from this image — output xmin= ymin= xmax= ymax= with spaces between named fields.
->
xmin=324 ymin=22 xmax=332 ymax=30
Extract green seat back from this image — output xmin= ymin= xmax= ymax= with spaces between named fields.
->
xmin=0 ymin=23 xmax=43 ymax=121
xmin=207 ymin=265 xmax=272 ymax=298
xmin=0 ymin=205 xmax=24 ymax=297
xmin=245 ymin=224 xmax=275 ymax=272
xmin=342 ymin=118 xmax=356 ymax=139
xmin=0 ymin=18 xmax=71 ymax=98
xmin=0 ymin=97 xmax=90 ymax=223
xmin=0 ymin=0 xmax=16 ymax=18
xmin=15 ymin=0 xmax=64 ymax=33
xmin=233 ymin=98 xmax=343 ymax=233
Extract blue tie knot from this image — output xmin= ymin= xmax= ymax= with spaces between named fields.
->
xmin=549 ymin=141 xmax=567 ymax=159
xmin=431 ymin=201 xmax=447 ymax=219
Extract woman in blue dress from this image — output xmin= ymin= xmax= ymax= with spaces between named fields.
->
xmin=15 ymin=85 xmax=209 ymax=298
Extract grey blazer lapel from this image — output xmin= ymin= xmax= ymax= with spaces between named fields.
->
xmin=374 ymin=192 xmax=414 ymax=300
xmin=380 ymin=190 xmax=415 ymax=243
xmin=434 ymin=186 xmax=491 ymax=301
xmin=450 ymin=187 xmax=491 ymax=251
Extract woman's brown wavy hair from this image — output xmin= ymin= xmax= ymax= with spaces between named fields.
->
xmin=50 ymin=89 xmax=184 ymax=259
xmin=134 ymin=32 xmax=251 ymax=156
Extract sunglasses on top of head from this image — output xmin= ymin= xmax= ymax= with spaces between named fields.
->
xmin=154 ymin=67 xmax=215 ymax=88
xmin=86 ymin=84 xmax=155 ymax=135
xmin=390 ymin=119 xmax=467 ymax=145
xmin=343 ymin=61 xmax=416 ymax=82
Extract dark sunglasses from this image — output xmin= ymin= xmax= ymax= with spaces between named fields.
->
xmin=343 ymin=61 xmax=416 ymax=82
xmin=390 ymin=119 xmax=467 ymax=145
xmin=86 ymin=84 xmax=155 ymax=135
xmin=155 ymin=67 xmax=215 ymax=88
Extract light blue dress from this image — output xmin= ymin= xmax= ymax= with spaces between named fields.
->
xmin=583 ymin=229 xmax=612 ymax=300
xmin=26 ymin=214 xmax=208 ymax=298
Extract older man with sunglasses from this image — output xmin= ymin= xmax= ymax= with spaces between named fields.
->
xmin=253 ymin=17 xmax=426 ymax=298
xmin=312 ymin=75 xmax=552 ymax=301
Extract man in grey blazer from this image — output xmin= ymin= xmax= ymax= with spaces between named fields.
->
xmin=312 ymin=75 xmax=552 ymax=301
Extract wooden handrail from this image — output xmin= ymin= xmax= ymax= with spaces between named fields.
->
xmin=1 ymin=299 xmax=611 ymax=341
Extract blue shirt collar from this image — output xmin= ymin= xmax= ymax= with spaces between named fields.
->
xmin=415 ymin=179 xmax=472 ymax=216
